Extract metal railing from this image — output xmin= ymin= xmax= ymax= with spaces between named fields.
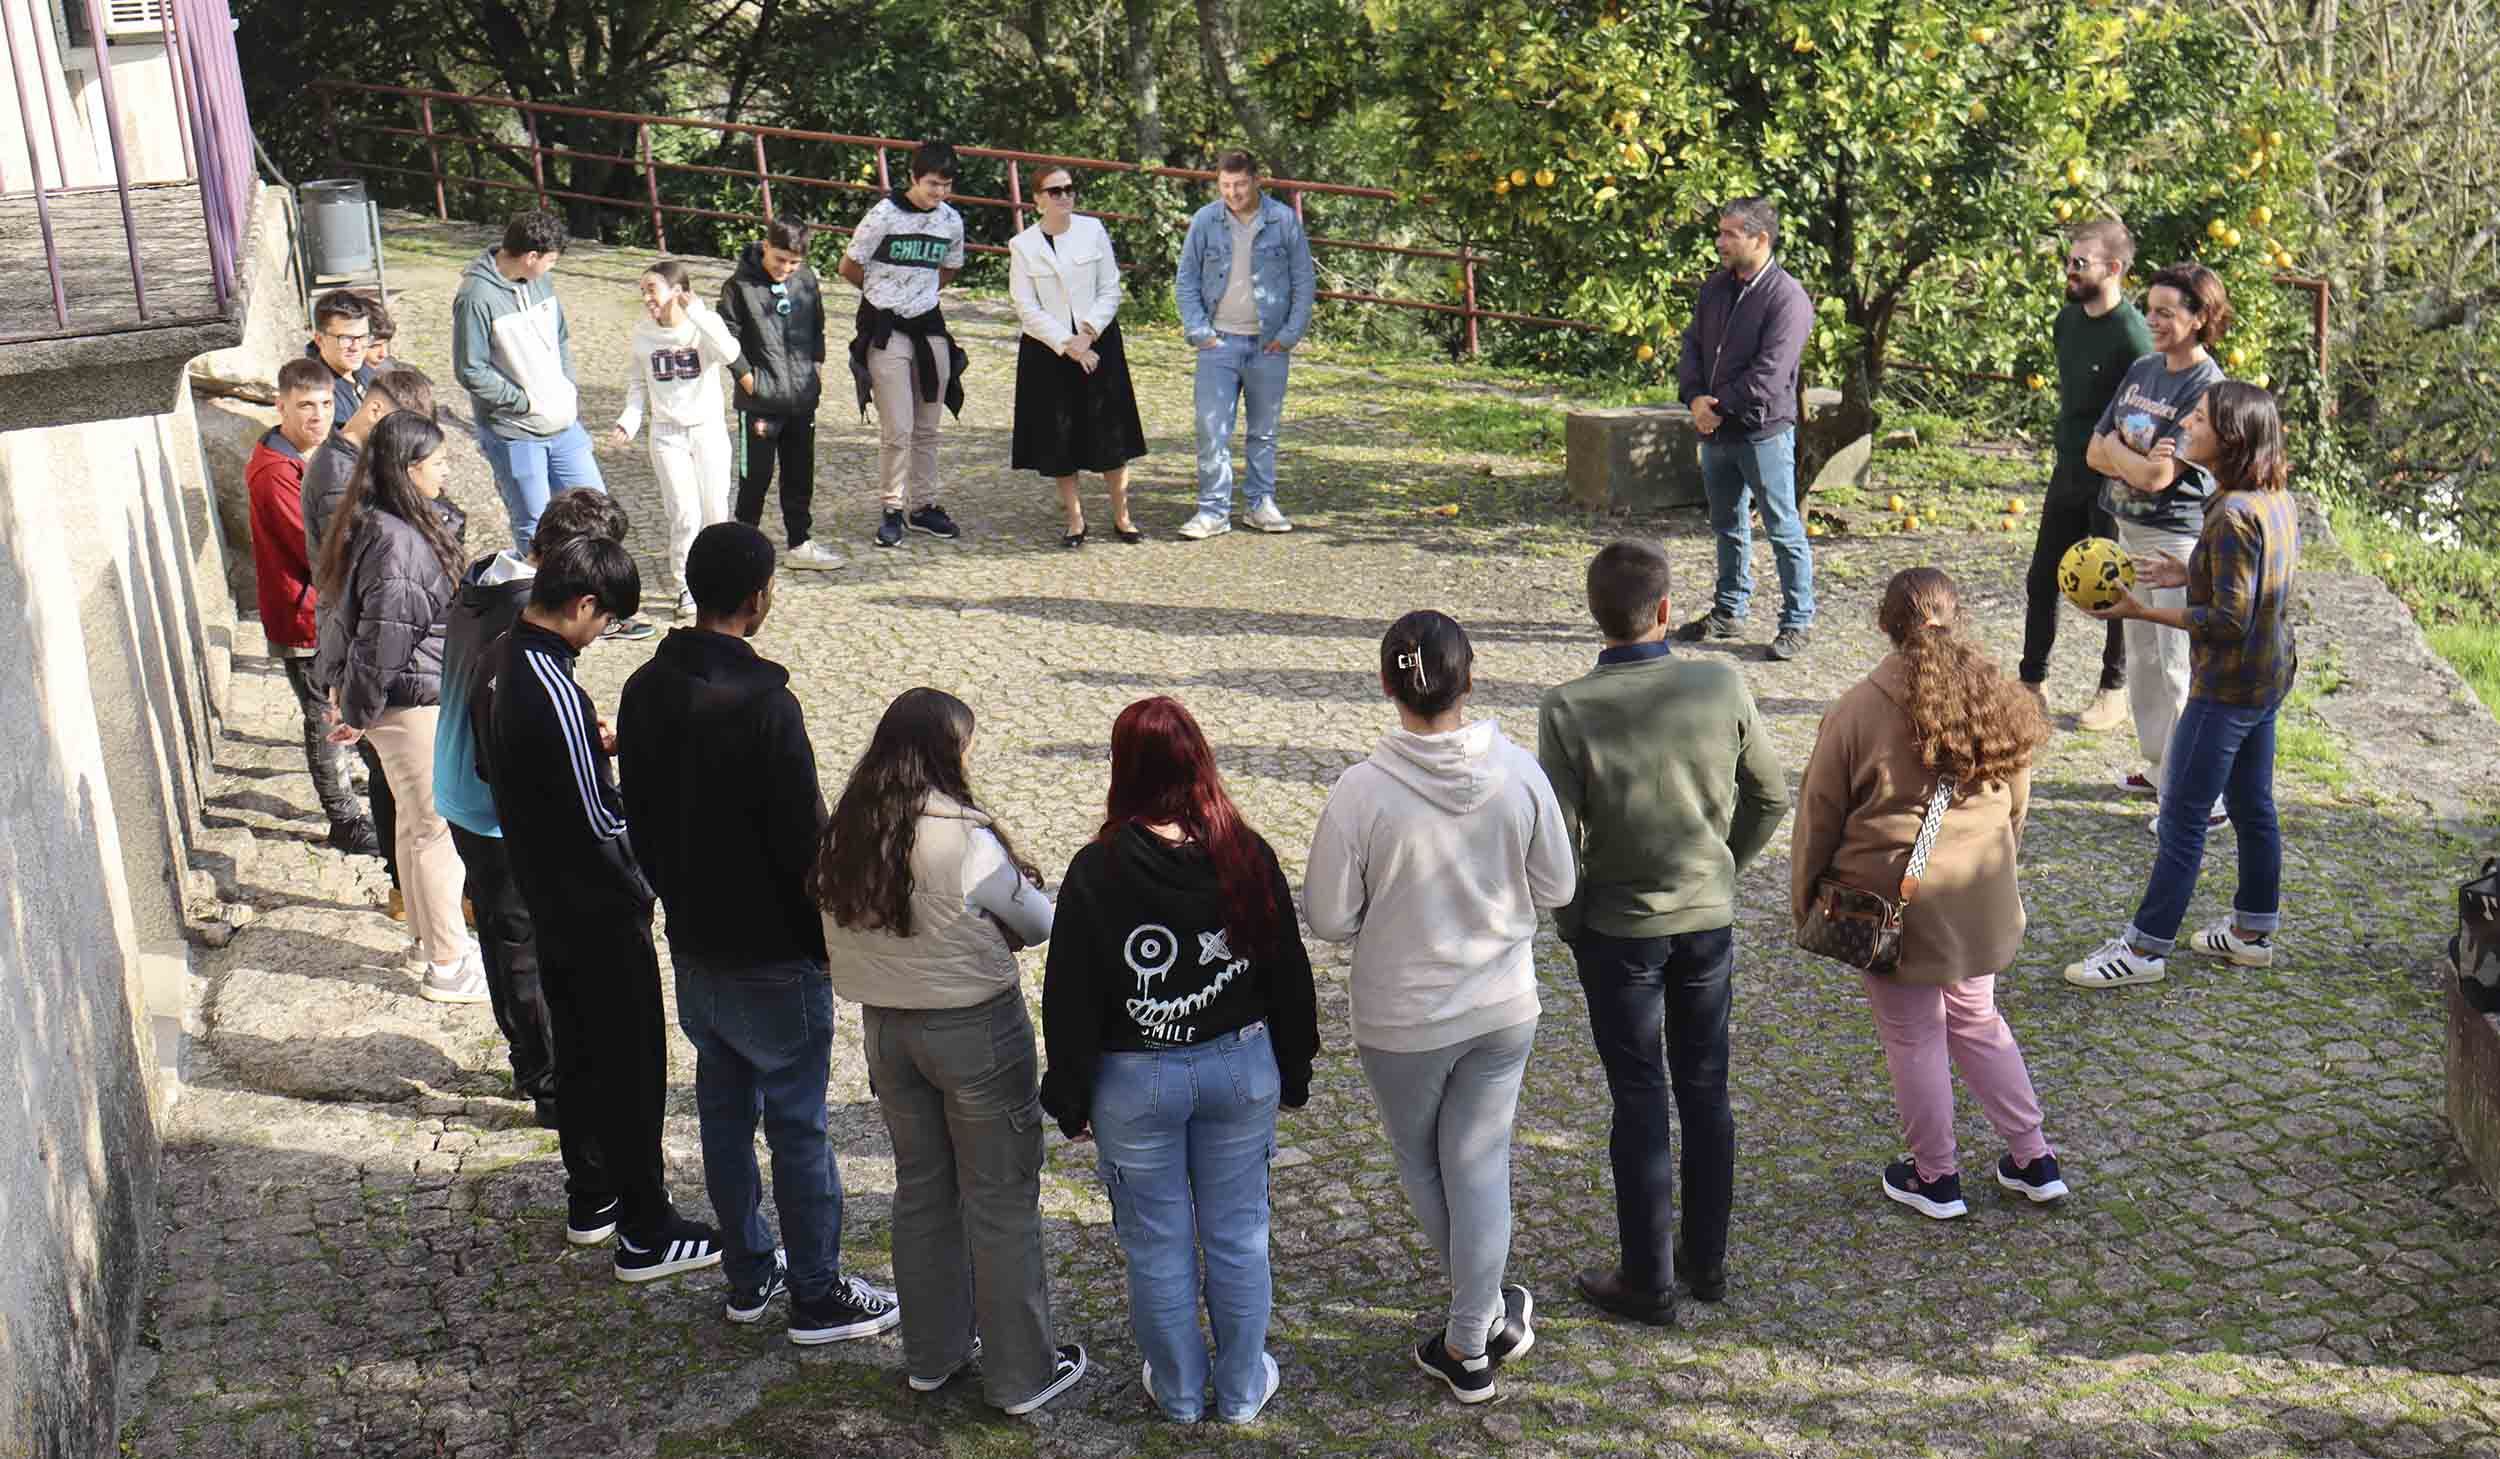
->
xmin=0 ymin=0 xmax=255 ymax=343
xmin=304 ymin=79 xmax=2334 ymax=382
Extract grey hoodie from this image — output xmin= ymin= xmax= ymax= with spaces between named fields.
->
xmin=1304 ymin=720 xmax=1577 ymax=1052
xmin=452 ymin=250 xmax=579 ymax=439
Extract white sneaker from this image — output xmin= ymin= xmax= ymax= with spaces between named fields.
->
xmin=421 ymin=942 xmax=490 ymax=1004
xmin=2187 ymin=919 xmax=2275 ymax=967
xmin=674 ymin=588 xmax=697 ymax=619
xmin=2062 ymin=936 xmax=2167 ymax=990
xmin=785 ymin=539 xmax=846 ymax=571
xmin=1177 ymin=510 xmax=1232 ymax=541
xmin=1245 ymin=500 xmax=1294 ymax=533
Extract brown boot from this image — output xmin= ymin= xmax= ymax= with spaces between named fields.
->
xmin=2077 ymin=686 xmax=2128 ymax=732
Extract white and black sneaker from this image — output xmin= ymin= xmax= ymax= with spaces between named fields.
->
xmin=1414 ymin=1336 xmax=1499 ymax=1404
xmin=1484 ymin=1284 xmax=1535 ymax=1365
xmin=1882 ymin=1159 xmax=1969 ymax=1220
xmin=726 ymin=1250 xmax=788 ymax=1324
xmin=788 ymin=1273 xmax=901 ymax=1345
xmin=2061 ymin=936 xmax=2166 ymax=990
xmin=2186 ymin=919 xmax=2274 ymax=968
xmin=565 ymin=1194 xmax=619 ymax=1247
xmin=908 ymin=1335 xmax=981 ymax=1393
xmin=613 ymin=1220 xmax=724 ymax=1283
xmin=1996 ymin=1153 xmax=2071 ymax=1203
xmin=1001 ymin=1343 xmax=1087 ymax=1416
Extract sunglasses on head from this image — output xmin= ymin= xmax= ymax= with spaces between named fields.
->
xmin=1041 ymin=183 xmax=1077 ymax=198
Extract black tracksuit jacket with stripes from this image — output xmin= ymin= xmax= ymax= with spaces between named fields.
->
xmin=479 ymin=620 xmax=655 ymax=950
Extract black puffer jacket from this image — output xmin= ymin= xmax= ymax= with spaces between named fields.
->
xmin=315 ymin=498 xmax=465 ymax=729
xmin=718 ymin=243 xmax=825 ymax=417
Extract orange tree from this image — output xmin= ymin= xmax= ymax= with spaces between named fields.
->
xmin=1364 ymin=0 xmax=2319 ymax=433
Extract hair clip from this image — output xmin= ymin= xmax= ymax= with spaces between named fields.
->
xmin=1394 ymin=649 xmax=1427 ymax=693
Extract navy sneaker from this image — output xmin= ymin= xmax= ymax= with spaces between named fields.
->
xmin=726 ymin=1250 xmax=788 ymax=1324
xmin=1414 ymin=1336 xmax=1498 ymax=1404
xmin=874 ymin=509 xmax=906 ymax=548
xmin=1882 ymin=1159 xmax=1969 ymax=1220
xmin=906 ymin=504 xmax=961 ymax=540
xmin=1996 ymin=1153 xmax=2071 ymax=1203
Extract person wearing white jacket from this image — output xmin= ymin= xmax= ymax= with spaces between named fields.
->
xmin=611 ymin=261 xmax=745 ymax=619
xmin=1304 ymin=610 xmax=1577 ymax=1407
xmin=1008 ymin=167 xmax=1147 ymax=548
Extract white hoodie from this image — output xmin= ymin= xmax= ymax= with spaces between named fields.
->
xmin=617 ymin=299 xmax=743 ymax=438
xmin=1304 ymin=719 xmax=1577 ymax=1052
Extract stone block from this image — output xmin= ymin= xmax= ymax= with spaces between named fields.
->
xmin=1567 ymin=388 xmax=1851 ymax=512
xmin=194 ymin=395 xmax=277 ymax=606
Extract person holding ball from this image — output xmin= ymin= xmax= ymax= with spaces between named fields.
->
xmin=2063 ymin=381 xmax=2299 ymax=991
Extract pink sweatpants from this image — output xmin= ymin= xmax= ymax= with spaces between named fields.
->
xmin=1861 ymin=973 xmax=2051 ymax=1181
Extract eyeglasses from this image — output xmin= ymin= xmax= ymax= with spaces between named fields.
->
xmin=1041 ymin=184 xmax=1077 ymax=198
xmin=769 ymin=281 xmax=792 ymax=316
xmin=2065 ymin=255 xmax=2109 ymax=272
xmin=325 ymin=331 xmax=372 ymax=349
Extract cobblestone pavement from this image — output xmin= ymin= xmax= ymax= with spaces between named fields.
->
xmin=128 ymin=220 xmax=2500 ymax=1459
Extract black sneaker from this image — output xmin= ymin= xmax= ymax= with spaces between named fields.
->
xmin=1001 ymin=1343 xmax=1087 ymax=1416
xmin=1676 ymin=609 xmax=1741 ymax=642
xmin=1996 ymin=1153 xmax=2071 ymax=1203
xmin=1767 ymin=627 xmax=1812 ymax=662
xmin=601 ymin=616 xmax=656 ymax=643
xmin=1484 ymin=1284 xmax=1535 ymax=1365
xmin=907 ymin=1335 xmax=981 ymax=1393
xmin=613 ymin=1220 xmax=724 ymax=1283
xmin=874 ymin=509 xmax=906 ymax=548
xmin=907 ymin=504 xmax=962 ymax=540
xmin=788 ymin=1273 xmax=901 ymax=1345
xmin=1673 ymin=1244 xmax=1727 ymax=1303
xmin=1882 ymin=1159 xmax=1969 ymax=1220
xmin=726 ymin=1250 xmax=788 ymax=1324
xmin=565 ymin=1193 xmax=619 ymax=1247
xmin=1414 ymin=1335 xmax=1498 ymax=1404
xmin=328 ymin=817 xmax=381 ymax=857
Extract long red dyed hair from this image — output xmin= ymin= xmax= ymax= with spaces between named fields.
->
xmin=1098 ymin=696 xmax=1288 ymax=956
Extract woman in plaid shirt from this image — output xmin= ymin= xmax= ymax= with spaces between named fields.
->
xmin=2063 ymin=381 xmax=2300 ymax=990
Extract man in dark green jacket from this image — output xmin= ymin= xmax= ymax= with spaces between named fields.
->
xmin=1537 ymin=539 xmax=1788 ymax=1328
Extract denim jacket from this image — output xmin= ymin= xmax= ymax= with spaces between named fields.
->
xmin=1174 ymin=196 xmax=1316 ymax=350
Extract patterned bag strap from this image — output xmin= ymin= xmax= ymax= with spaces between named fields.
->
xmin=1898 ymin=778 xmax=1958 ymax=906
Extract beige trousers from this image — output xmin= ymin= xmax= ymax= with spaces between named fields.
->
xmin=362 ymin=706 xmax=467 ymax=967
xmin=867 ymin=334 xmax=949 ymax=511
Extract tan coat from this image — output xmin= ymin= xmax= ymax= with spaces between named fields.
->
xmin=1790 ymin=656 xmax=2031 ymax=985
xmin=822 ymin=793 xmax=1023 ymax=1010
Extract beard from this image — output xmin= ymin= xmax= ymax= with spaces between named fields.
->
xmin=2063 ymin=273 xmax=2097 ymax=301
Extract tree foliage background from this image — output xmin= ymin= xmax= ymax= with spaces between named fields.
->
xmin=238 ymin=0 xmax=2496 ymax=549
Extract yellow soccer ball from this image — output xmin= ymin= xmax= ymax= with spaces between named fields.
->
xmin=2058 ymin=536 xmax=2136 ymax=613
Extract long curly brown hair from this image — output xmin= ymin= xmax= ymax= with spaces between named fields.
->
xmin=1877 ymin=568 xmax=2048 ymax=788
xmin=809 ymin=688 xmax=1040 ymax=936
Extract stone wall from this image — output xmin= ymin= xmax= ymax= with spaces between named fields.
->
xmin=0 ymin=188 xmax=280 ymax=1459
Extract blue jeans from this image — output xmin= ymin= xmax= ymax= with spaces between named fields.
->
xmin=1193 ymin=335 xmax=1290 ymax=516
xmin=1569 ymin=926 xmax=1735 ymax=1290
xmin=2127 ymin=695 xmax=2286 ymax=954
xmin=473 ymin=418 xmax=605 ymax=554
xmin=1093 ymin=1022 xmax=1280 ymax=1423
xmin=1700 ymin=428 xmax=1815 ymax=631
xmin=674 ymin=958 xmax=843 ymax=1299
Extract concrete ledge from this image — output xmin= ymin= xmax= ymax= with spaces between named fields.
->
xmin=138 ymin=940 xmax=195 ymax=1109
xmin=1566 ymin=388 xmax=1846 ymax=512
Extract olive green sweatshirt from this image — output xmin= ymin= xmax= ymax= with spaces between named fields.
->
xmin=1534 ymin=647 xmax=1790 ymax=939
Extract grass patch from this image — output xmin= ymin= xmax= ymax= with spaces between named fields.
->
xmin=1407 ymin=398 xmax=1566 ymax=460
xmin=2276 ymin=649 xmax=2353 ymax=795
xmin=2426 ymin=623 xmax=2500 ymax=715
xmin=2327 ymin=501 xmax=2500 ymax=715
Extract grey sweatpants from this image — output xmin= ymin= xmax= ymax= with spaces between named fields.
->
xmin=1358 ymin=1017 xmax=1537 ymax=1357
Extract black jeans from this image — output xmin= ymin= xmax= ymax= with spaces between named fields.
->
xmin=2020 ymin=459 xmax=2127 ymax=689
xmin=279 ymin=655 xmax=362 ymax=828
xmin=1570 ymin=925 xmax=1737 ymax=1291
xmin=735 ymin=410 xmax=817 ymax=548
xmin=446 ymin=824 xmax=558 ymax=1101
xmin=537 ymin=909 xmax=672 ymax=1233
xmin=353 ymin=739 xmax=400 ymax=887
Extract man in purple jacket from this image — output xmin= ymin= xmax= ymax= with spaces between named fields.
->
xmin=1674 ymin=198 xmax=1817 ymax=662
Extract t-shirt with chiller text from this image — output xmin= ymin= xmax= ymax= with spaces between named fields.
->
xmin=845 ymin=196 xmax=967 ymax=318
xmin=2094 ymin=350 xmax=2225 ymax=534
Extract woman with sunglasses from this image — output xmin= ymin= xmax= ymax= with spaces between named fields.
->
xmin=1008 ymin=166 xmax=1148 ymax=547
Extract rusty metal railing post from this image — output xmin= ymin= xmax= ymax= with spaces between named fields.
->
xmin=875 ymin=145 xmax=890 ymax=192
xmin=641 ymin=122 xmax=668 ymax=251
xmin=1007 ymin=158 xmax=1024 ymax=235
xmin=1459 ymin=244 xmax=1480 ymax=357
xmin=2313 ymin=277 xmax=2331 ymax=389
xmin=419 ymin=96 xmax=448 ymax=219
xmin=77 ymin=0 xmax=151 ymax=317
xmin=752 ymin=131 xmax=774 ymax=220
xmin=1 ymin=0 xmax=69 ymax=328
xmin=522 ymin=107 xmax=547 ymax=207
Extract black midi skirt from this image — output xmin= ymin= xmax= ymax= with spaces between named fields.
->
xmin=1010 ymin=322 xmax=1149 ymax=478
